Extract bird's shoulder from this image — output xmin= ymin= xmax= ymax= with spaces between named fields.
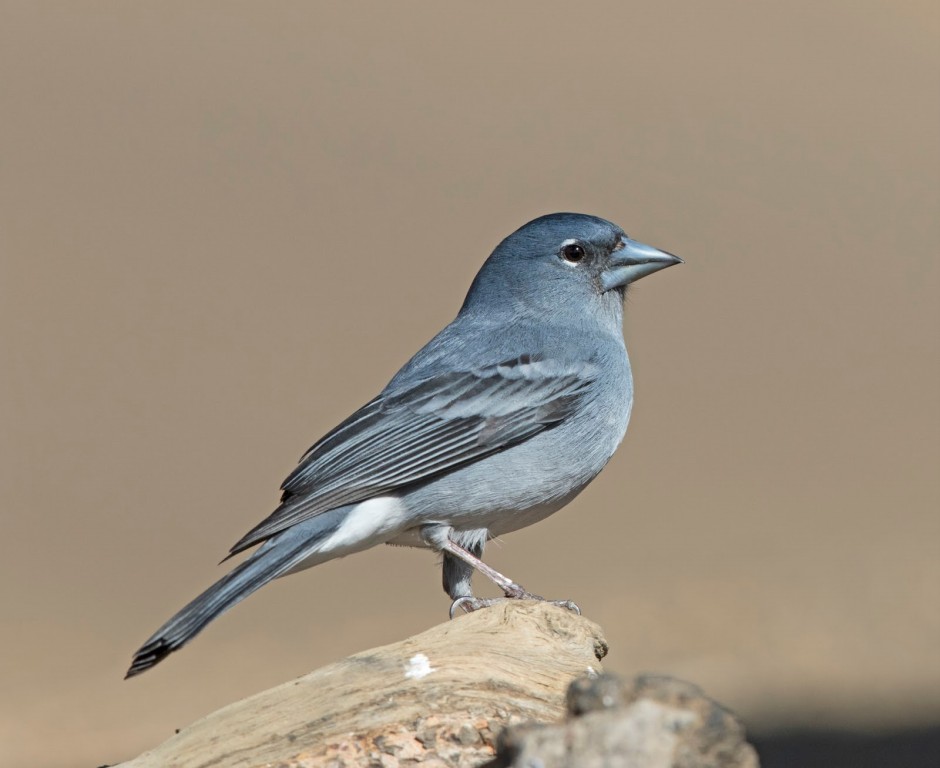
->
xmin=384 ymin=314 xmax=619 ymax=395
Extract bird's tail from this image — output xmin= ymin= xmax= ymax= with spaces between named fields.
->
xmin=125 ymin=513 xmax=345 ymax=678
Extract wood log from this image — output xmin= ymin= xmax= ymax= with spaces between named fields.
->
xmin=120 ymin=601 xmax=609 ymax=768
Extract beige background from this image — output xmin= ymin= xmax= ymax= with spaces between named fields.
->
xmin=1 ymin=3 xmax=937 ymax=766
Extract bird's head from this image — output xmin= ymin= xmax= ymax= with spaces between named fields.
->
xmin=459 ymin=213 xmax=682 ymax=326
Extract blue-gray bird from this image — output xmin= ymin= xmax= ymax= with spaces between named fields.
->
xmin=126 ymin=213 xmax=681 ymax=677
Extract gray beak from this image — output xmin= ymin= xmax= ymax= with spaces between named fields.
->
xmin=600 ymin=237 xmax=683 ymax=291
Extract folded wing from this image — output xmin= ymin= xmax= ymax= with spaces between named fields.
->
xmin=227 ymin=355 xmax=598 ymax=556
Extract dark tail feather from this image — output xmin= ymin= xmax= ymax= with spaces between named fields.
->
xmin=125 ymin=536 xmax=315 ymax=678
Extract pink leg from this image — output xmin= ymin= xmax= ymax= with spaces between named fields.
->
xmin=436 ymin=536 xmax=581 ymax=619
xmin=438 ymin=537 xmax=539 ymax=599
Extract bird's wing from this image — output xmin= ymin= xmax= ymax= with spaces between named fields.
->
xmin=227 ymin=355 xmax=598 ymax=555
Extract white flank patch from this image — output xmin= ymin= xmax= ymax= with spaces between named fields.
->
xmin=404 ymin=653 xmax=435 ymax=680
xmin=321 ymin=496 xmax=407 ymax=550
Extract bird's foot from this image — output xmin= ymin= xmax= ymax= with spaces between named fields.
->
xmin=547 ymin=598 xmax=581 ymax=614
xmin=449 ymin=592 xmax=581 ymax=618
xmin=449 ymin=596 xmax=504 ymax=618
xmin=501 ymin=583 xmax=580 ymax=614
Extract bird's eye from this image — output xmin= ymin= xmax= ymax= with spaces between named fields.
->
xmin=560 ymin=243 xmax=586 ymax=264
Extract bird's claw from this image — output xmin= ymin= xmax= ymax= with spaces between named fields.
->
xmin=449 ymin=596 xmax=501 ymax=618
xmin=550 ymin=599 xmax=581 ymax=615
xmin=448 ymin=594 xmax=581 ymax=619
xmin=502 ymin=585 xmax=581 ymax=614
xmin=502 ymin=583 xmax=541 ymax=600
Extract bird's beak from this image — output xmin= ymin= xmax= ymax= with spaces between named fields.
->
xmin=600 ymin=237 xmax=683 ymax=291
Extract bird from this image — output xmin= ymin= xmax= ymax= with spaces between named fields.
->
xmin=126 ymin=212 xmax=681 ymax=678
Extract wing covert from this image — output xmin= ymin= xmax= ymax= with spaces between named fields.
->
xmin=228 ymin=355 xmax=598 ymax=555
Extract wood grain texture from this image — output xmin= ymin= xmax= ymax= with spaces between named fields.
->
xmin=120 ymin=601 xmax=608 ymax=768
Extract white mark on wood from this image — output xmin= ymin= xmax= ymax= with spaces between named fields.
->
xmin=404 ymin=653 xmax=435 ymax=680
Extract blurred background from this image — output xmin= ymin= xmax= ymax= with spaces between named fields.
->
xmin=1 ymin=2 xmax=937 ymax=766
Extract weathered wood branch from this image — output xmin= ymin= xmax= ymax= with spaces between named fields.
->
xmin=120 ymin=601 xmax=608 ymax=767
xmin=120 ymin=601 xmax=757 ymax=767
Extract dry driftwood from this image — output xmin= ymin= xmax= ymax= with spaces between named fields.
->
xmin=120 ymin=601 xmax=758 ymax=767
xmin=120 ymin=601 xmax=609 ymax=768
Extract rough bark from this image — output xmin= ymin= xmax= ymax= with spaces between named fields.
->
xmin=490 ymin=673 xmax=759 ymax=768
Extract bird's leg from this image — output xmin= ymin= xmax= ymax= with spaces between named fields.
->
xmin=439 ymin=537 xmax=536 ymax=598
xmin=422 ymin=525 xmax=580 ymax=617
xmin=442 ymin=539 xmax=482 ymax=601
xmin=439 ymin=532 xmax=515 ymax=618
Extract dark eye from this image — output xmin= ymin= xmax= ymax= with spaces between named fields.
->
xmin=561 ymin=243 xmax=586 ymax=264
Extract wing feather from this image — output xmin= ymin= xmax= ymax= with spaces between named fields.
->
xmin=228 ymin=356 xmax=598 ymax=556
